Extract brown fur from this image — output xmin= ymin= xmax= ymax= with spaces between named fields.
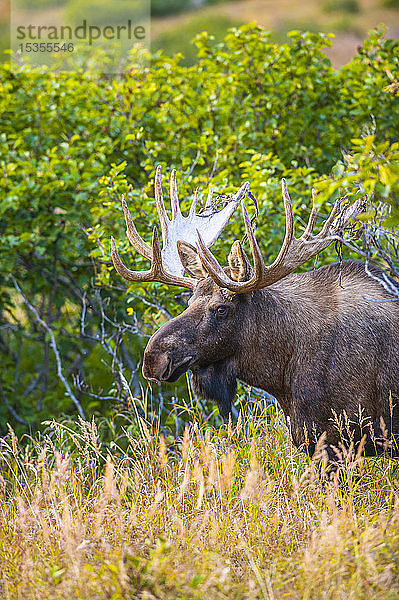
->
xmin=142 ymin=260 xmax=399 ymax=459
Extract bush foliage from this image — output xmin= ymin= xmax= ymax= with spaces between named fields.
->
xmin=0 ymin=25 xmax=398 ymax=433
xmin=152 ymin=14 xmax=240 ymax=65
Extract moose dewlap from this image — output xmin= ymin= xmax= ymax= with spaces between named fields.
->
xmin=111 ymin=166 xmax=399 ymax=463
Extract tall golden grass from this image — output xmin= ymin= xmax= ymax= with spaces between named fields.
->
xmin=0 ymin=404 xmax=398 ymax=599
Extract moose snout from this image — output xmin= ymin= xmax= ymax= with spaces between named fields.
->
xmin=143 ymin=344 xmax=194 ymax=383
xmin=142 ymin=317 xmax=196 ymax=382
xmin=142 ymin=350 xmax=172 ymax=381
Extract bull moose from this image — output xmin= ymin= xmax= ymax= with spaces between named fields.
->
xmin=111 ymin=166 xmax=399 ymax=461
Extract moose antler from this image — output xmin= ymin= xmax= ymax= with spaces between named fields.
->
xmin=195 ymin=180 xmax=364 ymax=293
xmin=111 ymin=165 xmax=249 ymax=289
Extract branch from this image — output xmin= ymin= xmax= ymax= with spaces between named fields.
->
xmin=0 ymin=383 xmax=28 ymax=426
xmin=12 ymin=277 xmax=86 ymax=420
xmin=23 ymin=369 xmax=43 ymax=398
xmin=135 ymin=289 xmax=173 ymax=320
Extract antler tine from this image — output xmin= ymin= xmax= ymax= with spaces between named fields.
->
xmin=170 ymin=170 xmax=182 ymax=219
xmin=205 ymin=186 xmax=214 ymax=210
xmin=319 ymin=197 xmax=342 ymax=238
xmin=111 ymin=229 xmax=196 ymax=289
xmin=148 ymin=227 xmax=197 ymax=288
xmin=195 ymin=199 xmax=267 ymax=292
xmin=189 ymin=188 xmax=200 ymax=219
xmin=196 ymin=180 xmax=361 ymax=295
xmin=112 ymin=165 xmax=252 ymax=289
xmin=111 ymin=236 xmax=153 ymax=282
xmin=149 ymin=227 xmax=163 ymax=277
xmin=196 ymin=230 xmax=236 ymax=288
xmin=122 ymin=196 xmax=152 ymax=261
xmin=276 ymin=179 xmax=295 ymax=263
xmin=155 ymin=165 xmax=170 ymax=240
xmin=302 ymin=189 xmax=319 ymax=240
xmin=240 ymin=200 xmax=267 ymax=283
xmin=225 ymin=181 xmax=296 ymax=290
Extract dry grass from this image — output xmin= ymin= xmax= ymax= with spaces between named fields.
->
xmin=0 ymin=405 xmax=399 ymax=599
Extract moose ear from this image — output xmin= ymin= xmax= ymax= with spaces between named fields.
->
xmin=177 ymin=241 xmax=208 ymax=279
xmin=228 ymin=240 xmax=253 ymax=282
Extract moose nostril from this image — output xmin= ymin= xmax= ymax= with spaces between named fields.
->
xmin=142 ymin=351 xmax=156 ymax=379
xmin=142 ymin=352 xmax=171 ymax=381
xmin=160 ymin=356 xmax=172 ymax=381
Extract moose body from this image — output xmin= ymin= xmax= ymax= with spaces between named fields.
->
xmin=111 ymin=167 xmax=399 ymax=459
xmin=143 ymin=260 xmax=399 ymax=456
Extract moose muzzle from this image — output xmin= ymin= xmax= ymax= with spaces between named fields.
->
xmin=142 ymin=348 xmax=193 ymax=383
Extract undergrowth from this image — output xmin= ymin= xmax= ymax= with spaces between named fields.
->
xmin=0 ymin=402 xmax=398 ymax=599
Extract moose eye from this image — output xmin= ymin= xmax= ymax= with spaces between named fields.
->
xmin=216 ymin=305 xmax=229 ymax=318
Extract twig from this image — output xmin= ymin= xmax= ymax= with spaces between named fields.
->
xmin=139 ymin=289 xmax=173 ymax=320
xmin=182 ymin=149 xmax=201 ymax=184
xmin=23 ymin=370 xmax=43 ymax=398
xmin=12 ymin=277 xmax=86 ymax=420
xmin=365 ymin=259 xmax=399 ymax=299
xmin=0 ymin=383 xmax=28 ymax=426
xmin=208 ymin=149 xmax=219 ymax=182
xmin=172 ymin=396 xmax=180 ymax=438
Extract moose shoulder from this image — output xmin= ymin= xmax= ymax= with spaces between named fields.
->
xmin=111 ymin=167 xmax=399 ymax=459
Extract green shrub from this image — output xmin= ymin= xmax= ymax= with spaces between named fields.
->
xmin=322 ymin=0 xmax=360 ymax=13
xmin=152 ymin=14 xmax=240 ymax=64
xmin=151 ymin=0 xmax=190 ymax=17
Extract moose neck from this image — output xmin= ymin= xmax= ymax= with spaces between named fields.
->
xmin=234 ymin=274 xmax=325 ymax=413
xmin=234 ymin=287 xmax=293 ymax=401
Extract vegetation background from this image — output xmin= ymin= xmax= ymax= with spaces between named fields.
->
xmin=0 ymin=23 xmax=398 ymax=434
xmin=0 ymin=1 xmax=399 ymax=597
xmin=2 ymin=0 xmax=399 ymax=66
